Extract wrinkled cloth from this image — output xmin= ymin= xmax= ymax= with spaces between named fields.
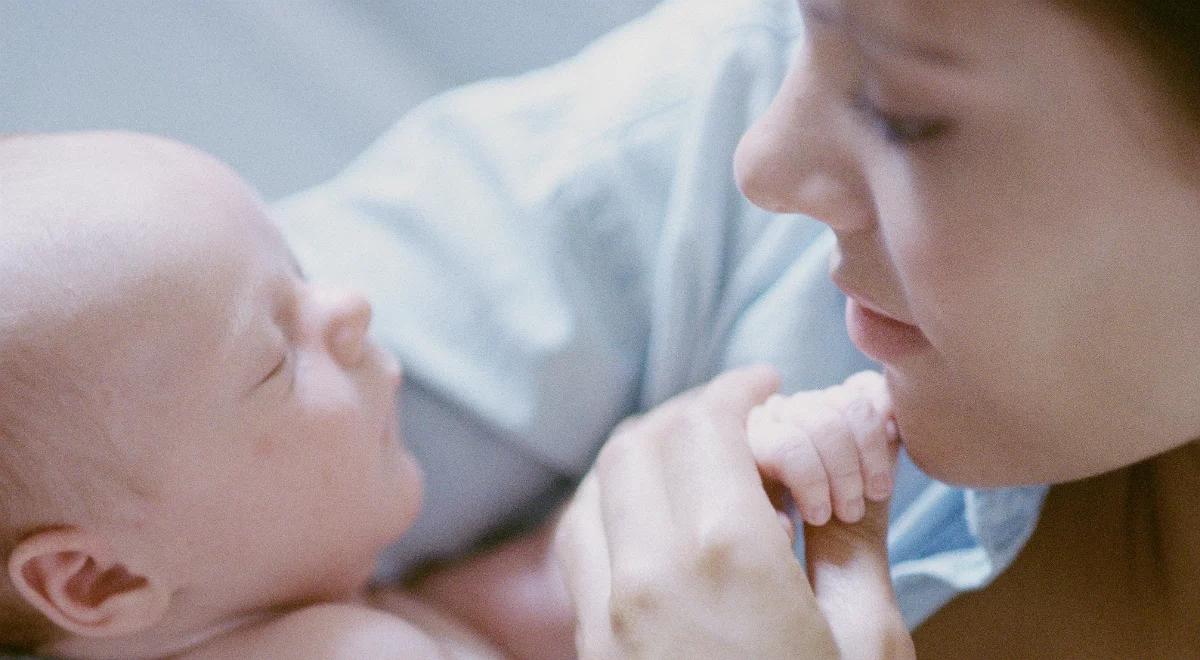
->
xmin=273 ymin=0 xmax=1046 ymax=628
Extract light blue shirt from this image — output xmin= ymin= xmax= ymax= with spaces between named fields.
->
xmin=274 ymin=0 xmax=1046 ymax=628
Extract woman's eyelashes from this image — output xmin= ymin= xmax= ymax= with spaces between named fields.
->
xmin=848 ymin=90 xmax=954 ymax=146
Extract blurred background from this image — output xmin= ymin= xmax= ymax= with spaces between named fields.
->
xmin=0 ymin=0 xmax=660 ymax=200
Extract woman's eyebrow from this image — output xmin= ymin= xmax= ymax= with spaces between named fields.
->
xmin=805 ymin=1 xmax=965 ymax=67
xmin=851 ymin=18 xmax=962 ymax=67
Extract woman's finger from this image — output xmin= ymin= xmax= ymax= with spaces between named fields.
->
xmin=560 ymin=365 xmax=840 ymax=658
xmin=662 ymin=366 xmax=788 ymax=537
xmin=593 ymin=415 xmax=676 ymax=577
xmin=592 ymin=365 xmax=782 ymax=646
xmin=553 ymin=475 xmax=619 ymax=659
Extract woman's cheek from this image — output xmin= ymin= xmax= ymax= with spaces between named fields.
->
xmin=901 ymin=254 xmax=1040 ymax=403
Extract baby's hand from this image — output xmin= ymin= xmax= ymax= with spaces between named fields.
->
xmin=746 ymin=370 xmax=898 ymax=526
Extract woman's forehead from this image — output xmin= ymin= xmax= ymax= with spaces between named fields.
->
xmin=822 ymin=0 xmax=1033 ymax=62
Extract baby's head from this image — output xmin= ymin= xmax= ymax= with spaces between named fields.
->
xmin=0 ymin=132 xmax=422 ymax=655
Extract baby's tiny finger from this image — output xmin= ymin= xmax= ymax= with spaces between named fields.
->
xmin=757 ymin=425 xmax=833 ymax=526
xmin=835 ymin=375 xmax=896 ymax=502
xmin=805 ymin=403 xmax=866 ymax=524
xmin=848 ymin=404 xmax=895 ymax=501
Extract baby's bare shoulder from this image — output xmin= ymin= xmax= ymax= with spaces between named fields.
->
xmin=179 ymin=602 xmax=446 ymax=659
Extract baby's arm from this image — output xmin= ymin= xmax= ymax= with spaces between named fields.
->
xmin=746 ymin=370 xmax=899 ymax=526
xmin=403 ymin=521 xmax=575 ymax=660
xmin=181 ymin=601 xmax=505 ymax=659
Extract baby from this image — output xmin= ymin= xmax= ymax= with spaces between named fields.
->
xmin=0 ymin=132 xmax=504 ymax=658
xmin=0 ymin=131 xmax=898 ymax=658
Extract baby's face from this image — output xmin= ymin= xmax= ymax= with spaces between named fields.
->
xmin=57 ymin=135 xmax=423 ymax=611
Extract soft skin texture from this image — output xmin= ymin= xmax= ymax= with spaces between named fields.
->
xmin=271 ymin=0 xmax=1047 ymax=636
xmin=558 ymin=0 xmax=1200 ymax=656
xmin=554 ymin=367 xmax=912 ymax=659
xmin=735 ymin=0 xmax=1200 ymax=486
xmin=1 ymin=133 xmax=430 ymax=657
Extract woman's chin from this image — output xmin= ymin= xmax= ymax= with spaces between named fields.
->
xmin=888 ymin=376 xmax=1035 ymax=487
xmin=903 ymin=429 xmax=1063 ymax=488
xmin=904 ymin=440 xmax=990 ymax=487
xmin=898 ymin=420 xmax=1026 ymax=488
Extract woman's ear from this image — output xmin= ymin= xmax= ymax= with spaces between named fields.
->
xmin=7 ymin=528 xmax=170 ymax=639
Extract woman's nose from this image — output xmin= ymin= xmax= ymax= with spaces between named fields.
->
xmin=320 ymin=287 xmax=373 ymax=368
xmin=733 ymin=53 xmax=872 ymax=234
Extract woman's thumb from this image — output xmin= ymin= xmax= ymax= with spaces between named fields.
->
xmin=804 ymin=499 xmax=915 ymax=659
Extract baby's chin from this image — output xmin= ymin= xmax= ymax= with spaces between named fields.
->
xmin=378 ymin=445 xmax=425 ymax=541
xmin=397 ymin=450 xmax=425 ymax=523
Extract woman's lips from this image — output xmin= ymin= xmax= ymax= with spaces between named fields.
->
xmin=845 ymin=297 xmax=932 ymax=363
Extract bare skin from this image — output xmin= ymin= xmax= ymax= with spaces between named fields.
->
xmin=554 ymin=367 xmax=912 ymax=659
xmin=1 ymin=131 xmax=907 ymax=659
xmin=0 ymin=132 xmax=503 ymax=658
xmin=556 ymin=0 xmax=1200 ymax=656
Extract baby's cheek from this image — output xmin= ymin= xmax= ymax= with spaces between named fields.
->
xmin=294 ymin=395 xmax=368 ymax=467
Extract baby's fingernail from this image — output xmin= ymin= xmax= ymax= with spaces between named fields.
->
xmin=842 ymin=498 xmax=865 ymax=522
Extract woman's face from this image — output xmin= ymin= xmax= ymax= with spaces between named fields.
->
xmin=736 ymin=0 xmax=1200 ymax=486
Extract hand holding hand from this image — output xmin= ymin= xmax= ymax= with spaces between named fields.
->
xmin=555 ymin=366 xmax=837 ymax=658
xmin=554 ymin=366 xmax=913 ymax=659
xmin=747 ymin=370 xmax=898 ymax=525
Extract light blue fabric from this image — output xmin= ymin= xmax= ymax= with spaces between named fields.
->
xmin=273 ymin=0 xmax=1046 ymax=629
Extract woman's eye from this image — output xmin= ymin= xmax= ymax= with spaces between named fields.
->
xmin=849 ymin=92 xmax=952 ymax=146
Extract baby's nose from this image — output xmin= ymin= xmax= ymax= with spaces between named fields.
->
xmin=323 ymin=288 xmax=372 ymax=367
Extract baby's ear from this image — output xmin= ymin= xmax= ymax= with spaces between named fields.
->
xmin=7 ymin=528 xmax=169 ymax=638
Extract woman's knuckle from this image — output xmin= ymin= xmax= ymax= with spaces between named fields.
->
xmin=610 ymin=567 xmax=666 ymax=614
xmin=694 ymin=535 xmax=737 ymax=575
xmin=688 ymin=532 xmax=773 ymax=586
xmin=606 ymin=587 xmax=660 ymax=649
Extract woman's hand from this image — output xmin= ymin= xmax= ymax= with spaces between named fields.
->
xmin=554 ymin=366 xmax=831 ymax=658
xmin=554 ymin=365 xmax=913 ymax=659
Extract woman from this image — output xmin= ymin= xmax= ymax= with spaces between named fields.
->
xmin=557 ymin=0 xmax=1200 ymax=657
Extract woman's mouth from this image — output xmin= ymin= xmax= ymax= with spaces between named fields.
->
xmin=845 ymin=297 xmax=932 ymax=363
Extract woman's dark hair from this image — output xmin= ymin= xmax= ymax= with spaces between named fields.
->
xmin=1064 ymin=1 xmax=1200 ymax=128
